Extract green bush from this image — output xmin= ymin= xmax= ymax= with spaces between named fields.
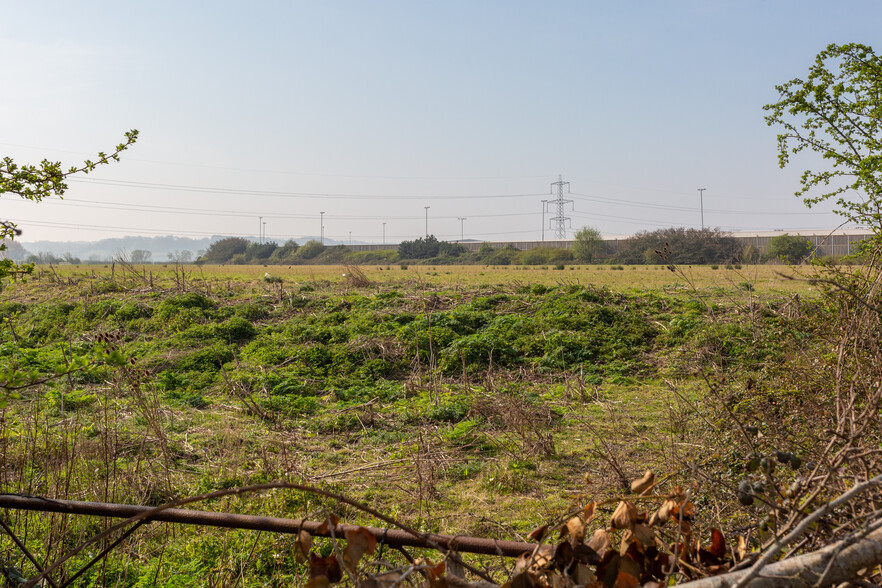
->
xmin=296 ymin=240 xmax=325 ymax=260
xmin=214 ymin=316 xmax=258 ymax=341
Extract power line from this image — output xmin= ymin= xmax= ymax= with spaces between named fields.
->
xmin=13 ymin=199 xmax=540 ymax=221
xmin=68 ymin=177 xmax=547 ymax=201
xmin=0 ymin=141 xmax=552 ymax=182
xmin=570 ymin=193 xmax=832 ymax=215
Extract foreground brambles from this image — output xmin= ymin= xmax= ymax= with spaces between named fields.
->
xmin=0 ymin=264 xmax=874 ymax=585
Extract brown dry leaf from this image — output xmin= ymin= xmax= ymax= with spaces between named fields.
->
xmin=617 ymin=555 xmax=641 ymax=582
xmin=582 ymin=501 xmax=597 ymax=521
xmin=573 ymin=563 xmax=596 ymax=586
xmin=428 ymin=560 xmax=447 ymax=580
xmin=675 ymin=520 xmax=693 ymax=541
xmin=528 ymin=524 xmax=549 ymax=542
xmin=304 ymin=576 xmax=330 ymax=588
xmin=294 ymin=530 xmax=313 ymax=563
xmin=587 ymin=529 xmax=611 ymax=556
xmin=316 ymin=513 xmax=341 ymax=535
xmin=651 ymin=498 xmax=678 ymax=526
xmin=611 ymin=501 xmax=638 ymax=530
xmin=708 ymin=528 xmax=726 ymax=559
xmin=735 ymin=536 xmax=748 ymax=562
xmin=621 ymin=524 xmax=655 ymax=551
xmin=612 ymin=570 xmax=640 ymax=588
xmin=309 ymin=553 xmax=342 ymax=583
xmin=566 ymin=516 xmax=586 ymax=543
xmin=554 ymin=541 xmax=574 ymax=572
xmin=343 ymin=526 xmax=378 ymax=569
xmin=513 ymin=552 xmax=532 ymax=576
xmin=360 ymin=571 xmax=403 ymax=588
xmin=680 ymin=500 xmax=695 ymax=520
xmin=532 ymin=545 xmax=554 ymax=572
xmin=585 ymin=471 xmax=593 ymax=485
xmin=572 ymin=543 xmax=602 ymax=565
xmin=505 ymin=572 xmax=539 ymax=588
xmin=630 ymin=471 xmax=656 ymax=495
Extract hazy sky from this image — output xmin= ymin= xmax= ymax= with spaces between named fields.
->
xmin=2 ymin=1 xmax=880 ymax=245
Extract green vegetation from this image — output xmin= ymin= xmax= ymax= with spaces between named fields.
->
xmin=764 ymin=42 xmax=882 ymax=230
xmin=572 ymin=226 xmax=603 ymax=263
xmin=0 ymin=264 xmax=828 ymax=585
xmin=0 ymin=130 xmax=138 ymax=286
xmin=766 ymin=233 xmax=813 ymax=264
xmin=190 ymin=227 xmax=758 ymax=268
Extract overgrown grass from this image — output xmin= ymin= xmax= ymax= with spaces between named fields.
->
xmin=0 ymin=265 xmax=824 ymax=585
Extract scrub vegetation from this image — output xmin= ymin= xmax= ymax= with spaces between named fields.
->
xmin=0 ymin=261 xmax=845 ymax=585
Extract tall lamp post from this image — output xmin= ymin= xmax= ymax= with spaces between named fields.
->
xmin=541 ymin=200 xmax=548 ymax=242
xmin=697 ymin=188 xmax=706 ymax=230
xmin=320 ymin=211 xmax=325 ymax=245
xmin=424 ymin=206 xmax=430 ymax=238
xmin=457 ymin=217 xmax=466 ymax=242
xmin=382 ymin=222 xmax=386 ymax=246
xmin=258 ymin=216 xmax=263 ymax=244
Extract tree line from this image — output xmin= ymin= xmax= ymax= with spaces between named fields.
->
xmin=181 ymin=227 xmax=819 ymax=266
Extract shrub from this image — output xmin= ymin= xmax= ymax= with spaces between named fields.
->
xmin=296 ymin=240 xmax=325 ymax=260
xmin=398 ymin=235 xmax=441 ymax=259
xmin=214 ymin=316 xmax=258 ymax=341
xmin=612 ymin=227 xmax=742 ymax=265
xmin=200 ymin=237 xmax=249 ymax=264
xmin=766 ymin=234 xmax=813 ymax=264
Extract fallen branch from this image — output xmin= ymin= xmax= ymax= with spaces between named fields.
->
xmin=678 ymin=524 xmax=882 ymax=587
xmin=731 ymin=473 xmax=882 ymax=587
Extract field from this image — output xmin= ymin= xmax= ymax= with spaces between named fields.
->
xmin=0 ymin=262 xmax=829 ymax=585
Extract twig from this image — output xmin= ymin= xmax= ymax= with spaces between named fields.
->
xmin=0 ymin=516 xmax=60 ymax=588
xmin=731 ymin=473 xmax=882 ymax=588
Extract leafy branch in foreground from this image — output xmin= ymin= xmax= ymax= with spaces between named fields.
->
xmin=0 ymin=130 xmax=139 ymax=284
xmin=764 ymin=43 xmax=882 ymax=229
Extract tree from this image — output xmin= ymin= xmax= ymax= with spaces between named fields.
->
xmin=766 ymin=233 xmax=813 ymax=264
xmin=167 ymin=250 xmax=193 ymax=263
xmin=295 ymin=240 xmax=325 ymax=260
xmin=0 ymin=240 xmax=29 ymax=262
xmin=244 ymin=241 xmax=278 ymax=261
xmin=438 ymin=241 xmax=467 ymax=257
xmin=0 ymin=130 xmax=138 ymax=285
xmin=199 ymin=237 xmax=249 ymax=264
xmin=398 ymin=235 xmax=441 ymax=259
xmin=612 ymin=227 xmax=741 ymax=265
xmin=764 ymin=43 xmax=882 ymax=230
xmin=572 ymin=226 xmax=603 ymax=263
xmin=130 ymin=250 xmax=152 ymax=263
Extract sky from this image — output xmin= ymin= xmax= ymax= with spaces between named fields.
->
xmin=2 ymin=1 xmax=881 ymax=245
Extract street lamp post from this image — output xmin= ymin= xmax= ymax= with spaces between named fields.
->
xmin=320 ymin=211 xmax=325 ymax=245
xmin=697 ymin=188 xmax=706 ymax=230
xmin=258 ymin=216 xmax=262 ymax=244
xmin=382 ymin=222 xmax=386 ymax=246
xmin=424 ymin=206 xmax=430 ymax=238
xmin=458 ymin=217 xmax=466 ymax=243
xmin=541 ymin=200 xmax=548 ymax=242
xmin=349 ymin=231 xmax=352 ymax=246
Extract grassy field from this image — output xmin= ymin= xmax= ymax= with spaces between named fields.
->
xmin=37 ymin=261 xmax=816 ymax=292
xmin=0 ymin=262 xmax=825 ymax=585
